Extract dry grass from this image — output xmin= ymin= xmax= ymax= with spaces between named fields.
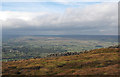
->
xmin=2 ymin=48 xmax=120 ymax=75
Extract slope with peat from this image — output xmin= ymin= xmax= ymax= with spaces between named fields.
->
xmin=2 ymin=45 xmax=120 ymax=75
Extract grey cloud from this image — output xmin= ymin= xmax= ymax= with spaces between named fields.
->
xmin=2 ymin=3 xmax=118 ymax=35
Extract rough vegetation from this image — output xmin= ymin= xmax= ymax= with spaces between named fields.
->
xmin=2 ymin=47 xmax=120 ymax=75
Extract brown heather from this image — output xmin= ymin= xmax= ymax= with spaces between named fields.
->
xmin=2 ymin=48 xmax=120 ymax=75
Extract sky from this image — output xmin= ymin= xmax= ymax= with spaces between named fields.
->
xmin=0 ymin=1 xmax=118 ymax=35
xmin=2 ymin=0 xmax=119 ymax=2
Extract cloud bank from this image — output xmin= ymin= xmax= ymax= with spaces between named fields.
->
xmin=1 ymin=2 xmax=118 ymax=35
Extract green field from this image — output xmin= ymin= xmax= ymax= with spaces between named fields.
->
xmin=2 ymin=35 xmax=118 ymax=61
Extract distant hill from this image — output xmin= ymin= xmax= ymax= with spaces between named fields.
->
xmin=2 ymin=47 xmax=120 ymax=75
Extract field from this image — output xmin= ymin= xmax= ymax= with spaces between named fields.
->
xmin=2 ymin=35 xmax=118 ymax=61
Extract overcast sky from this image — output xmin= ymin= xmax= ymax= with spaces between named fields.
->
xmin=0 ymin=2 xmax=118 ymax=35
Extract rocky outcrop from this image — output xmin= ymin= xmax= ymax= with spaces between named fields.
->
xmin=46 ymin=50 xmax=89 ymax=57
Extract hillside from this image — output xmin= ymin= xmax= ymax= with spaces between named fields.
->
xmin=2 ymin=47 xmax=120 ymax=76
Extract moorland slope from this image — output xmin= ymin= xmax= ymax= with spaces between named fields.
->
xmin=2 ymin=47 xmax=120 ymax=75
